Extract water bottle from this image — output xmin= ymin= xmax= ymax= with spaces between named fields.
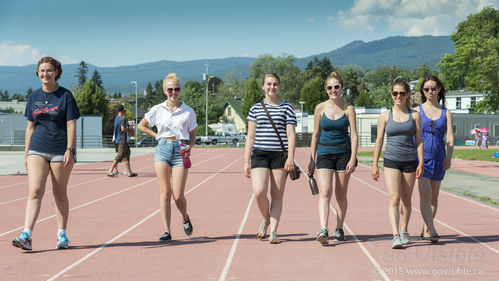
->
xmin=179 ymin=143 xmax=191 ymax=168
xmin=308 ymin=173 xmax=319 ymax=195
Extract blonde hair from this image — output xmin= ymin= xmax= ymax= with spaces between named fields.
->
xmin=392 ymin=80 xmax=413 ymax=108
xmin=325 ymin=71 xmax=344 ymax=88
xmin=163 ymin=73 xmax=180 ymax=88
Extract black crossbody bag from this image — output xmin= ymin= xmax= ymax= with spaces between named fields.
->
xmin=260 ymin=101 xmax=301 ymax=180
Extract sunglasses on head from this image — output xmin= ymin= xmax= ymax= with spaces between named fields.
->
xmin=326 ymin=85 xmax=341 ymax=90
xmin=392 ymin=91 xmax=407 ymax=97
xmin=423 ymin=87 xmax=438 ymax=92
xmin=166 ymin=87 xmax=181 ymax=93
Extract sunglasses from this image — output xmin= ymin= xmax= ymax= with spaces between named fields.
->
xmin=166 ymin=87 xmax=181 ymax=93
xmin=326 ymin=85 xmax=341 ymax=90
xmin=392 ymin=91 xmax=407 ymax=97
xmin=423 ymin=87 xmax=438 ymax=92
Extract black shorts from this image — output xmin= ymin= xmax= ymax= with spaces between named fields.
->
xmin=250 ymin=149 xmax=286 ymax=170
xmin=115 ymin=142 xmax=131 ymax=162
xmin=383 ymin=158 xmax=417 ymax=173
xmin=316 ymin=152 xmax=356 ymax=172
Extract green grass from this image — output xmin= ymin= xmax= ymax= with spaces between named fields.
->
xmin=357 ymin=148 xmax=499 ymax=162
xmin=441 ymin=187 xmax=498 ymax=206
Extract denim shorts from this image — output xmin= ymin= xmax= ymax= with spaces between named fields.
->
xmin=154 ymin=139 xmax=187 ymax=167
xmin=28 ymin=150 xmax=65 ymax=162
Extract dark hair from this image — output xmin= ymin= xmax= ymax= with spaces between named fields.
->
xmin=36 ymin=56 xmax=62 ymax=81
xmin=420 ymin=75 xmax=446 ymax=105
xmin=262 ymin=72 xmax=280 ymax=86
xmin=325 ymin=71 xmax=344 ymax=88
xmin=392 ymin=79 xmax=412 ymax=108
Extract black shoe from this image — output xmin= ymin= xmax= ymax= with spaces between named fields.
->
xmin=183 ymin=215 xmax=193 ymax=236
xmin=159 ymin=232 xmax=172 ymax=241
xmin=316 ymin=228 xmax=329 ymax=245
xmin=333 ymin=228 xmax=344 ymax=241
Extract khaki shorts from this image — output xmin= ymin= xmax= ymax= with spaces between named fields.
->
xmin=115 ymin=143 xmax=130 ymax=162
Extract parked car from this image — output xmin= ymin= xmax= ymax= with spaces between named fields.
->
xmin=136 ymin=136 xmax=158 ymax=147
xmin=199 ymin=131 xmax=239 ymax=145
xmin=236 ymin=132 xmax=247 ymax=142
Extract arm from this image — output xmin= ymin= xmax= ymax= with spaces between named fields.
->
xmin=345 ymin=105 xmax=358 ymax=174
xmin=64 ymin=119 xmax=77 ymax=167
xmin=121 ymin=125 xmax=135 ymax=137
xmin=137 ymin=117 xmax=156 ymax=139
xmin=372 ymin=111 xmax=387 ymax=181
xmin=413 ymin=112 xmax=424 ymax=179
xmin=244 ymin=121 xmax=257 ymax=178
xmin=24 ymin=121 xmax=35 ymax=168
xmin=308 ymin=103 xmax=322 ymax=175
xmin=184 ymin=129 xmax=196 ymax=157
xmin=285 ymin=123 xmax=297 ymax=172
xmin=443 ymin=110 xmax=454 ymax=170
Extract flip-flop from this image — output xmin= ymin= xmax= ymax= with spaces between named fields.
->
xmin=107 ymin=173 xmax=116 ymax=177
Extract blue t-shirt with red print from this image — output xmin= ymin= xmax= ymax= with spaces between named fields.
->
xmin=25 ymin=86 xmax=80 ymax=155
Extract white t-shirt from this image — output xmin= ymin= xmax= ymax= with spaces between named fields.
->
xmin=144 ymin=101 xmax=197 ymax=140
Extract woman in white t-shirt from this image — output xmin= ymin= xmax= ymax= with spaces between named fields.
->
xmin=138 ymin=73 xmax=197 ymax=241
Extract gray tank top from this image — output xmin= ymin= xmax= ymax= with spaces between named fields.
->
xmin=384 ymin=109 xmax=417 ymax=161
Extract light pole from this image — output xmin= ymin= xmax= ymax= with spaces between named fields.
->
xmin=299 ymin=101 xmax=305 ymax=133
xmin=131 ymin=81 xmax=138 ymax=147
xmin=203 ymin=63 xmax=214 ymax=136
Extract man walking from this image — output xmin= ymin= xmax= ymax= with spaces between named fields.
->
xmin=107 ymin=104 xmax=138 ymax=177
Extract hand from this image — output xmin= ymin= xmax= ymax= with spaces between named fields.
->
xmin=24 ymin=154 xmax=28 ymax=169
xmin=443 ymin=158 xmax=451 ymax=170
xmin=63 ymin=150 xmax=75 ymax=167
xmin=371 ymin=166 xmax=379 ymax=181
xmin=308 ymin=160 xmax=315 ymax=175
xmin=244 ymin=162 xmax=251 ymax=178
xmin=183 ymin=145 xmax=192 ymax=157
xmin=284 ymin=158 xmax=295 ymax=173
xmin=345 ymin=159 xmax=356 ymax=174
xmin=416 ymin=164 xmax=424 ymax=179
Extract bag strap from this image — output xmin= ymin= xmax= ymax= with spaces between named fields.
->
xmin=260 ymin=101 xmax=286 ymax=152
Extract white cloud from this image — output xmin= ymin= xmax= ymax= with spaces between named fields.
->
xmin=307 ymin=17 xmax=316 ymax=22
xmin=0 ymin=41 xmax=41 ymax=66
xmin=336 ymin=0 xmax=498 ymax=35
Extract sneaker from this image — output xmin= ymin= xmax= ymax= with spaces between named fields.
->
xmin=333 ymin=228 xmax=345 ymax=241
xmin=123 ymin=172 xmax=138 ymax=177
xmin=12 ymin=232 xmax=32 ymax=250
xmin=56 ymin=233 xmax=70 ymax=249
xmin=183 ymin=216 xmax=193 ymax=236
xmin=316 ymin=228 xmax=329 ymax=245
xmin=400 ymin=231 xmax=410 ymax=245
xmin=159 ymin=232 xmax=172 ymax=241
xmin=392 ymin=234 xmax=403 ymax=249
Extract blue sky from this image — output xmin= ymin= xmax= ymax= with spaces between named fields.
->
xmin=0 ymin=0 xmax=496 ymax=67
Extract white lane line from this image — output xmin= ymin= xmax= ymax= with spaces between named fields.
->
xmin=218 ymin=194 xmax=254 ymax=281
xmin=357 ymin=162 xmax=498 ymax=211
xmin=0 ymin=181 xmax=27 ymax=189
xmin=329 ymin=204 xmax=391 ymax=281
xmin=46 ymin=156 xmax=241 ymax=281
xmin=351 ymin=173 xmax=499 ymax=254
xmin=1 ymin=153 xmax=226 ymax=236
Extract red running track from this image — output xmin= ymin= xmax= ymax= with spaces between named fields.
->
xmin=0 ymin=148 xmax=498 ymax=281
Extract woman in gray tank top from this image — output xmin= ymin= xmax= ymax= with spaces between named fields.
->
xmin=372 ymin=80 xmax=424 ymax=249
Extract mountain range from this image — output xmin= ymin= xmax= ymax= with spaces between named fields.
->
xmin=0 ymin=35 xmax=454 ymax=95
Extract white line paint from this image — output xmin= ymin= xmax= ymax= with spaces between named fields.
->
xmin=46 ymin=156 xmax=241 ymax=281
xmin=218 ymin=194 xmax=254 ymax=281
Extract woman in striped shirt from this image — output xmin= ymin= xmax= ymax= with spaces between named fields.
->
xmin=244 ymin=73 xmax=297 ymax=244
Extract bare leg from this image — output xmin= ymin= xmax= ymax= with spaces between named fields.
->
xmin=155 ymin=162 xmax=172 ymax=233
xmin=268 ymin=168 xmax=287 ymax=233
xmin=384 ymin=168 xmax=402 ymax=236
xmin=334 ymin=172 xmax=351 ymax=228
xmin=50 ymin=161 xmax=74 ymax=230
xmin=399 ymin=171 xmax=416 ymax=233
xmin=251 ymin=168 xmax=271 ymax=222
xmin=24 ymin=155 xmax=50 ymax=230
xmin=171 ymin=166 xmax=188 ymax=221
xmin=317 ymin=169 xmax=333 ymax=229
xmin=418 ymin=178 xmax=438 ymax=236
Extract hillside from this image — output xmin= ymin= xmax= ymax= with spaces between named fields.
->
xmin=0 ymin=35 xmax=454 ymax=95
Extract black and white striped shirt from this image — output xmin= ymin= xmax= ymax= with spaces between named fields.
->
xmin=247 ymin=101 xmax=297 ymax=151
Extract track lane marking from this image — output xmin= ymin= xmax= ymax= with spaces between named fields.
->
xmin=46 ymin=156 xmax=241 ymax=281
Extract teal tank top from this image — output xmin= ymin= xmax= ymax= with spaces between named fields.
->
xmin=317 ymin=113 xmax=350 ymax=155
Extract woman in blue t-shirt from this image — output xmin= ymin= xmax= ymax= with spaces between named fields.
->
xmin=244 ymin=73 xmax=297 ymax=244
xmin=12 ymin=57 xmax=80 ymax=251
xmin=307 ymin=72 xmax=358 ymax=245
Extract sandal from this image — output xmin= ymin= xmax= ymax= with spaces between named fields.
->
xmin=269 ymin=231 xmax=280 ymax=244
xmin=256 ymin=221 xmax=270 ymax=240
xmin=428 ymin=233 xmax=439 ymax=244
xmin=107 ymin=173 xmax=116 ymax=177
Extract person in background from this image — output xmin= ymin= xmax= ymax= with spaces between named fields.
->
xmin=107 ymin=104 xmax=137 ymax=177
xmin=12 ymin=56 xmax=80 ymax=251
xmin=474 ymin=132 xmax=481 ymax=149
xmin=372 ymin=79 xmax=424 ymax=249
xmin=414 ymin=75 xmax=453 ymax=244
xmin=481 ymin=132 xmax=488 ymax=149
xmin=244 ymin=73 xmax=297 ymax=244
xmin=138 ymin=73 xmax=197 ymax=241
xmin=308 ymin=71 xmax=358 ymax=245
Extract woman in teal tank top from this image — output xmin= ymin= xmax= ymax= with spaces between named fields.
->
xmin=372 ymin=79 xmax=424 ymax=249
xmin=308 ymin=72 xmax=358 ymax=245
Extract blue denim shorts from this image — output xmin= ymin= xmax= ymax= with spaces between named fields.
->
xmin=154 ymin=139 xmax=187 ymax=167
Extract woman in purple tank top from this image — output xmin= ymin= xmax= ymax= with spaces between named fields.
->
xmin=414 ymin=76 xmax=454 ymax=244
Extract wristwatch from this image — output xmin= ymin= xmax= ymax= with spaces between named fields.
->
xmin=67 ymin=147 xmax=75 ymax=154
